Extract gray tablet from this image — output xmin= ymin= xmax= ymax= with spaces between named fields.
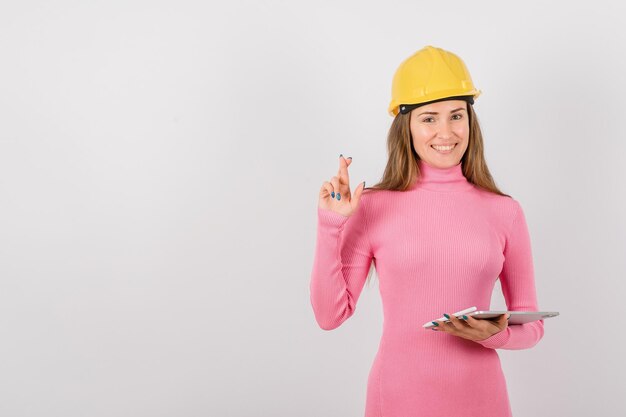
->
xmin=423 ymin=311 xmax=559 ymax=328
xmin=467 ymin=310 xmax=559 ymax=325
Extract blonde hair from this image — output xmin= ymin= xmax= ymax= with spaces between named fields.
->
xmin=363 ymin=103 xmax=510 ymax=286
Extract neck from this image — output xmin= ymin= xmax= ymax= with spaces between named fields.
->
xmin=410 ymin=159 xmax=474 ymax=192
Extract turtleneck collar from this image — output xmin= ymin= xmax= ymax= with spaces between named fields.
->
xmin=409 ymin=159 xmax=474 ymax=192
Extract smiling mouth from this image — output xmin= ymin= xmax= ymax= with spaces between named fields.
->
xmin=431 ymin=143 xmax=458 ymax=153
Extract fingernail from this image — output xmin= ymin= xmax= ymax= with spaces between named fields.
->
xmin=443 ymin=313 xmax=450 ymax=319
xmin=331 ymin=191 xmax=335 ymax=198
xmin=431 ymin=321 xmax=439 ymax=326
xmin=339 ymin=153 xmax=343 ymax=158
xmin=431 ymin=328 xmax=437 ymax=331
xmin=347 ymin=156 xmax=352 ymax=160
xmin=363 ymin=181 xmax=366 ymax=188
xmin=462 ymin=315 xmax=468 ymax=320
xmin=337 ymin=193 xmax=341 ymax=200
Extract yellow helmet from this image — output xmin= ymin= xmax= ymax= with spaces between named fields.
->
xmin=388 ymin=45 xmax=482 ymax=117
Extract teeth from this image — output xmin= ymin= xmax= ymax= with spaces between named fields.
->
xmin=432 ymin=144 xmax=456 ymax=151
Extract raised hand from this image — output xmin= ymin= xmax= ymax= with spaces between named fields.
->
xmin=318 ymin=154 xmax=366 ymax=217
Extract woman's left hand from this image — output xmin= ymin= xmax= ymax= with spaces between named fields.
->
xmin=431 ymin=313 xmax=510 ymax=342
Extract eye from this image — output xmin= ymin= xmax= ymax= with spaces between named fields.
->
xmin=452 ymin=114 xmax=463 ymax=120
xmin=422 ymin=117 xmax=434 ymax=123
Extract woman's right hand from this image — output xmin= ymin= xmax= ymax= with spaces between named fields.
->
xmin=318 ymin=155 xmax=366 ymax=217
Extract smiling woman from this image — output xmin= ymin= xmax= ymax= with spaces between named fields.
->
xmin=372 ymin=88 xmax=507 ymax=196
xmin=310 ymin=45 xmax=546 ymax=417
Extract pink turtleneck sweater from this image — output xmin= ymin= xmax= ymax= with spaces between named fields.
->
xmin=309 ymin=159 xmax=544 ymax=417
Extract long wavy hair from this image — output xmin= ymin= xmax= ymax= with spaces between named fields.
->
xmin=363 ymin=103 xmax=511 ymax=286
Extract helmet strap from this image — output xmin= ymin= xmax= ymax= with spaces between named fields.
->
xmin=399 ymin=95 xmax=475 ymax=115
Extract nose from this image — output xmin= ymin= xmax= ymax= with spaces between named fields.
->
xmin=437 ymin=122 xmax=452 ymax=140
xmin=437 ymin=119 xmax=454 ymax=140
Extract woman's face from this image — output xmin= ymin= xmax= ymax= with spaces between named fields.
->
xmin=409 ymin=99 xmax=470 ymax=168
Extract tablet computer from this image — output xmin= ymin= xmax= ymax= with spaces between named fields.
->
xmin=423 ymin=311 xmax=559 ymax=328
xmin=468 ymin=311 xmax=559 ymax=325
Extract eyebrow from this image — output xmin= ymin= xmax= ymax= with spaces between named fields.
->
xmin=417 ymin=107 xmax=466 ymax=116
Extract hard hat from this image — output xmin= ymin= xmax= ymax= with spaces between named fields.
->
xmin=388 ymin=45 xmax=482 ymax=117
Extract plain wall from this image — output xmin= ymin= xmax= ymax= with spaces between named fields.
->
xmin=1 ymin=0 xmax=625 ymax=416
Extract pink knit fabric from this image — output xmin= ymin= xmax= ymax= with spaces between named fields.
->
xmin=310 ymin=159 xmax=544 ymax=417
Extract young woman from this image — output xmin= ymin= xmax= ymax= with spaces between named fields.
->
xmin=310 ymin=45 xmax=545 ymax=417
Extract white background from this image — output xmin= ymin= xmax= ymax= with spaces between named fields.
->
xmin=1 ymin=1 xmax=625 ymax=416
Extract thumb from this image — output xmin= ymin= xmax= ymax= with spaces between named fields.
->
xmin=351 ymin=181 xmax=366 ymax=210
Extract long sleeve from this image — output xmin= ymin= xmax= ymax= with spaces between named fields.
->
xmin=309 ymin=197 xmax=374 ymax=331
xmin=474 ymin=199 xmax=545 ymax=350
